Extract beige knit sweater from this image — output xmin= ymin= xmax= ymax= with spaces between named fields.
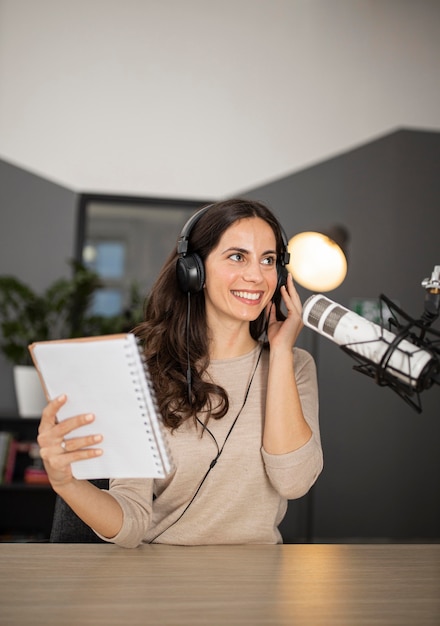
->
xmin=95 ymin=345 xmax=323 ymax=547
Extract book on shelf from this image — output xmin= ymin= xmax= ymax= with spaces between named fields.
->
xmin=23 ymin=465 xmax=51 ymax=485
xmin=29 ymin=333 xmax=174 ymax=480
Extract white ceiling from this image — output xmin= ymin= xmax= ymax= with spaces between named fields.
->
xmin=1 ymin=0 xmax=440 ymax=199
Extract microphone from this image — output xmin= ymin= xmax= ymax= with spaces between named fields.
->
xmin=302 ymin=294 xmax=439 ymax=394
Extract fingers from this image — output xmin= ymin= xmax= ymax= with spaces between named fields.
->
xmin=58 ymin=432 xmax=103 ymax=455
xmin=37 ymin=397 xmax=103 ymax=487
xmin=266 ymin=274 xmax=305 ymax=349
xmin=281 ymin=273 xmax=302 ymax=315
xmin=39 ymin=394 xmax=67 ymax=433
xmin=40 ymin=432 xmax=103 ymax=464
xmin=38 ymin=410 xmax=99 ymax=451
xmin=271 ymin=275 xmax=303 ymax=344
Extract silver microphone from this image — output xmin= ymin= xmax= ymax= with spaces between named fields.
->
xmin=302 ymin=294 xmax=437 ymax=391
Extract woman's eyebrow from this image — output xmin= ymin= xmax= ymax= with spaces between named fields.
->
xmin=222 ymin=246 xmax=248 ymax=254
xmin=222 ymin=247 xmax=277 ymax=255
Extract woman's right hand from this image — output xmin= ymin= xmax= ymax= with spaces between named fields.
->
xmin=37 ymin=394 xmax=103 ymax=491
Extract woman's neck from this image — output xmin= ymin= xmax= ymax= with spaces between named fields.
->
xmin=208 ymin=325 xmax=258 ymax=360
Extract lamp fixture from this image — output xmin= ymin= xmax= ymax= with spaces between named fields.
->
xmin=287 ymin=225 xmax=349 ymax=292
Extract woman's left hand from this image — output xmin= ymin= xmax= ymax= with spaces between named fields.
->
xmin=266 ymin=273 xmax=303 ymax=349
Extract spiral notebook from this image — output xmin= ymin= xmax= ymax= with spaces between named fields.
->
xmin=29 ymin=334 xmax=174 ymax=480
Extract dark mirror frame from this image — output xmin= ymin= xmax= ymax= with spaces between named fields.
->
xmin=75 ymin=193 xmax=212 ymax=317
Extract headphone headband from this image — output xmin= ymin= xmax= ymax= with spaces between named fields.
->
xmin=177 ymin=204 xmax=213 ymax=257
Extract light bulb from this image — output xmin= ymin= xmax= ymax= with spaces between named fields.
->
xmin=287 ymin=231 xmax=347 ymax=292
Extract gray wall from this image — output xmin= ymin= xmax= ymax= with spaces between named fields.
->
xmin=245 ymin=128 xmax=440 ymax=541
xmin=0 ymin=159 xmax=78 ymax=412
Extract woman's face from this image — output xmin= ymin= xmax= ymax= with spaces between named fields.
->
xmin=203 ymin=217 xmax=279 ymax=327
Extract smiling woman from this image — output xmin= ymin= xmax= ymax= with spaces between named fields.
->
xmin=38 ymin=198 xmax=323 ymax=548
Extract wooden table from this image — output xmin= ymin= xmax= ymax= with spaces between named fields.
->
xmin=0 ymin=543 xmax=439 ymax=625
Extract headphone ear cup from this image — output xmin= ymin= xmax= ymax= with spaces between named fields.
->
xmin=275 ymin=264 xmax=288 ymax=294
xmin=176 ymin=253 xmax=205 ymax=293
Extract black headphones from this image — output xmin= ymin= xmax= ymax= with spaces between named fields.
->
xmin=176 ymin=204 xmax=290 ymax=296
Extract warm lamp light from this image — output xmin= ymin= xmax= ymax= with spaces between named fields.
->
xmin=287 ymin=226 xmax=349 ymax=292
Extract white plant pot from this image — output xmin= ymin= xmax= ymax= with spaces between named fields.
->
xmin=13 ymin=365 xmax=47 ymax=418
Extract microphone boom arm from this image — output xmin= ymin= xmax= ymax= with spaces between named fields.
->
xmin=341 ymin=265 xmax=440 ymax=413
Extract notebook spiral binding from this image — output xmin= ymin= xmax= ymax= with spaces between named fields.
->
xmin=124 ymin=335 xmax=174 ymax=477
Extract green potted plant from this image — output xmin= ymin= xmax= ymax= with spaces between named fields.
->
xmin=0 ymin=262 xmax=102 ymax=366
xmin=0 ymin=261 xmax=103 ymax=416
xmin=0 ymin=260 xmax=145 ymax=416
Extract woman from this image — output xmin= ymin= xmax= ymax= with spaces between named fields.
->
xmin=38 ymin=198 xmax=323 ymax=547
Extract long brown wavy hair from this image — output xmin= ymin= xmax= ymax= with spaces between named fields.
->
xmin=135 ymin=198 xmax=287 ymax=429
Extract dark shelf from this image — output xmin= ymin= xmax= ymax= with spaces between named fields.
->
xmin=0 ymin=415 xmax=54 ymax=540
xmin=0 ymin=416 xmax=40 ymax=421
xmin=0 ymin=416 xmax=39 ymax=440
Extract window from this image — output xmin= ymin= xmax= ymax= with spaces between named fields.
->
xmin=83 ymin=240 xmax=126 ymax=316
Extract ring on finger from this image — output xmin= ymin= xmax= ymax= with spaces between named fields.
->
xmin=60 ymin=439 xmax=67 ymax=452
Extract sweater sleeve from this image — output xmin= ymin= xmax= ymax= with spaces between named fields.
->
xmin=93 ymin=478 xmax=155 ymax=548
xmin=261 ymin=348 xmax=323 ymax=499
